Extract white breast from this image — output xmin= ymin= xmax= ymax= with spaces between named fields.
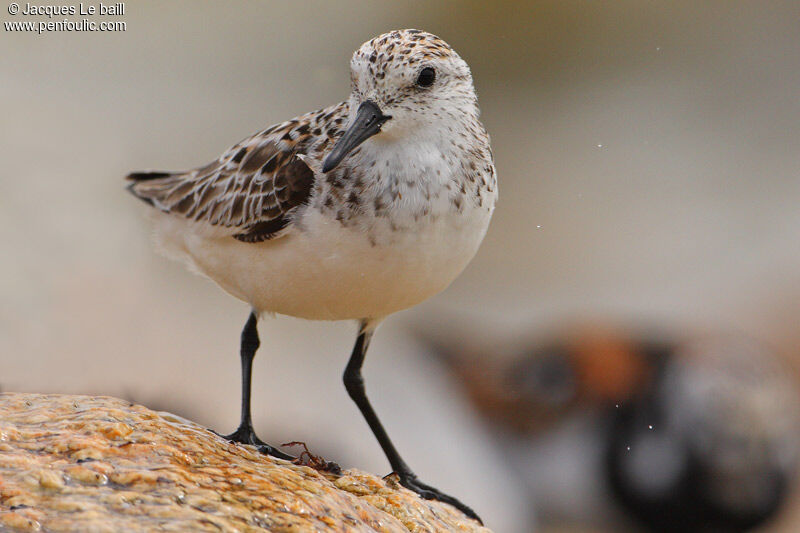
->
xmin=152 ymin=200 xmax=491 ymax=320
xmin=151 ymin=130 xmax=496 ymax=321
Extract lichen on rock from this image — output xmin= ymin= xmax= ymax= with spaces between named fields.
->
xmin=0 ymin=393 xmax=490 ymax=532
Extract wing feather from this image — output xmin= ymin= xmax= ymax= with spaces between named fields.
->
xmin=126 ymin=104 xmax=346 ymax=242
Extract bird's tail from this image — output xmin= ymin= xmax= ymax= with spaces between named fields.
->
xmin=125 ymin=171 xmax=182 ymax=207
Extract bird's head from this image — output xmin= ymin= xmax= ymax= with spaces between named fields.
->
xmin=323 ymin=29 xmax=477 ymax=173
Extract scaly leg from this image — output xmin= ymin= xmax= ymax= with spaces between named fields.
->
xmin=222 ymin=311 xmax=293 ymax=460
xmin=342 ymin=321 xmax=482 ymax=523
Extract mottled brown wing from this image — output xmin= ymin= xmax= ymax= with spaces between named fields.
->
xmin=127 ymin=128 xmax=315 ymax=243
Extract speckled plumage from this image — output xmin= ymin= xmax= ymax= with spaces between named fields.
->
xmin=127 ymin=29 xmax=495 ymax=522
xmin=128 ymin=29 xmax=497 ymax=320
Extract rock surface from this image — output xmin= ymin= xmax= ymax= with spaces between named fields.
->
xmin=0 ymin=393 xmax=490 ymax=532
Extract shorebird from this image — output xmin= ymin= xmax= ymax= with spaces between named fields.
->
xmin=429 ymin=327 xmax=800 ymax=530
xmin=127 ymin=29 xmax=496 ymax=522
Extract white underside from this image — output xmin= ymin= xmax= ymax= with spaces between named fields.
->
xmin=150 ymin=206 xmax=491 ymax=321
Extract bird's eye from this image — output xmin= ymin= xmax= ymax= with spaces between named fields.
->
xmin=416 ymin=67 xmax=436 ymax=88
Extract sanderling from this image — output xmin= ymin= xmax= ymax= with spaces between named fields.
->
xmin=127 ymin=29 xmax=496 ymax=522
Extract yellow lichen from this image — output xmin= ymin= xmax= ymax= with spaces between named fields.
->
xmin=0 ymin=393 xmax=489 ymax=532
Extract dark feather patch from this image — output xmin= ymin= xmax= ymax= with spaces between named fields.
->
xmin=233 ymin=218 xmax=289 ymax=242
xmin=126 ymin=171 xmax=175 ymax=182
xmin=124 ymin=104 xmax=337 ymax=242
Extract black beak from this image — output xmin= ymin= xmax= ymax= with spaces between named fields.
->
xmin=322 ymin=100 xmax=391 ymax=173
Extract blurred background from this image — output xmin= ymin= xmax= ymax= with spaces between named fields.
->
xmin=2 ymin=1 xmax=799 ymax=531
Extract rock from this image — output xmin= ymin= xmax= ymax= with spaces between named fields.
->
xmin=0 ymin=393 xmax=490 ymax=532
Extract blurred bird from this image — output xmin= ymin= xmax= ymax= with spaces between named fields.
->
xmin=428 ymin=326 xmax=800 ymax=531
xmin=127 ymin=29 xmax=495 ymax=521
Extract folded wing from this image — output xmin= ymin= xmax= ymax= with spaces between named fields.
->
xmin=127 ymin=121 xmax=321 ymax=243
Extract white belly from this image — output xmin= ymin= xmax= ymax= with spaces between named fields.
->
xmin=152 ymin=207 xmax=491 ymax=321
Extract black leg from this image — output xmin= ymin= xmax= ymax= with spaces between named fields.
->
xmin=343 ymin=321 xmax=482 ymax=524
xmin=223 ymin=311 xmax=293 ymax=460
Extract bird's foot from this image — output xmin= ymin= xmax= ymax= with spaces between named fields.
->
xmin=216 ymin=423 xmax=295 ymax=461
xmin=389 ymin=471 xmax=482 ymax=524
xmin=220 ymin=423 xmax=263 ymax=446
